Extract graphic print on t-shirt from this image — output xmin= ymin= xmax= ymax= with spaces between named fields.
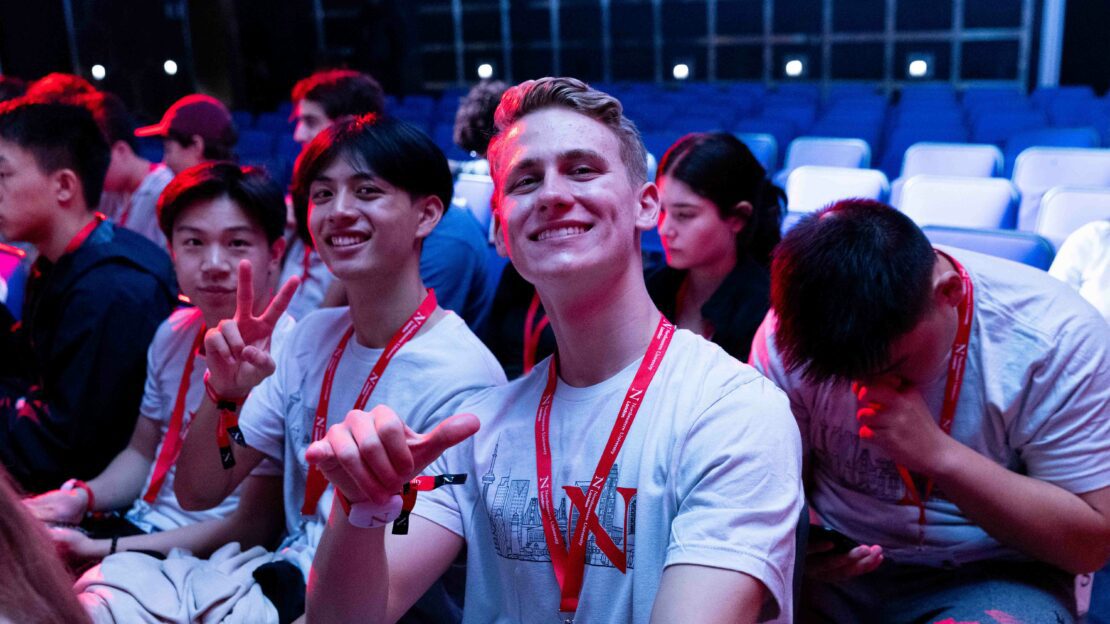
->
xmin=481 ymin=439 xmax=637 ymax=570
xmin=813 ymin=421 xmax=946 ymax=506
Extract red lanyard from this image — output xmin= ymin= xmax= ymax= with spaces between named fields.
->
xmin=523 ymin=290 xmax=550 ymax=374
xmin=896 ymin=250 xmax=974 ymax=529
xmin=301 ymin=290 xmax=438 ymax=515
xmin=536 ymin=315 xmax=674 ymax=614
xmin=301 ymin=246 xmax=312 ymax=281
xmin=143 ymin=321 xmax=206 ymax=503
xmin=63 ymin=212 xmax=106 ymax=255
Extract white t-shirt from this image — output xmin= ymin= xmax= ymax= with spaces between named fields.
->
xmin=751 ymin=247 xmax=1110 ymax=568
xmin=126 ymin=307 xmax=293 ymax=532
xmin=278 ymin=237 xmax=334 ymax=321
xmin=1050 ymin=220 xmax=1110 ymax=324
xmin=121 ymin=165 xmax=175 ymax=250
xmin=237 ymin=306 xmax=506 ymax=572
xmin=415 ymin=329 xmax=803 ymax=623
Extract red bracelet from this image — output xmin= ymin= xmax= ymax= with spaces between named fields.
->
xmin=64 ymin=479 xmax=95 ymax=514
xmin=203 ymin=370 xmax=248 ymax=407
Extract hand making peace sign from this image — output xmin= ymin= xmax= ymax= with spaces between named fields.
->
xmin=204 ymin=260 xmax=300 ymax=399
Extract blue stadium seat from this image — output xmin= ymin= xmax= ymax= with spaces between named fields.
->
xmin=1035 ymin=186 xmax=1110 ymax=249
xmin=921 ymin=226 xmax=1055 ymax=270
xmin=1012 ymin=147 xmax=1110 ymax=230
xmin=231 ymin=110 xmax=254 ymax=131
xmin=254 ymin=112 xmax=292 ymax=134
xmin=880 ymin=125 xmax=970 ymax=179
xmin=734 ymin=133 xmax=778 ymax=173
xmin=900 ymin=175 xmax=1019 ymax=229
xmin=1003 ymin=127 xmax=1100 ymax=176
xmin=775 ymin=137 xmax=871 ymax=187
xmin=735 ymin=119 xmax=797 ymax=168
xmin=785 ymin=166 xmax=889 ymax=213
xmin=970 ymin=110 xmax=1047 ymax=145
xmin=237 ymin=130 xmax=276 ymax=159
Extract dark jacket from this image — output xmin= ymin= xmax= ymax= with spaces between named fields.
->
xmin=0 ymin=221 xmax=176 ymax=492
xmin=646 ymin=256 xmax=771 ymax=362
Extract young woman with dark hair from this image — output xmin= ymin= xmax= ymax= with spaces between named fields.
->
xmin=647 ymin=131 xmax=785 ymax=360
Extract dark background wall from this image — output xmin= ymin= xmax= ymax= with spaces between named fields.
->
xmin=0 ymin=0 xmax=1103 ymax=117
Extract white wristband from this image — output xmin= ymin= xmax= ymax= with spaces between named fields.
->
xmin=348 ymin=494 xmax=404 ymax=529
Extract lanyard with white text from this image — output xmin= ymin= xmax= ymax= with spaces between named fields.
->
xmin=142 ymin=321 xmax=206 ymax=503
xmin=536 ymin=315 xmax=674 ymax=615
xmin=896 ymin=250 xmax=974 ymax=533
xmin=301 ymin=289 xmax=437 ymax=515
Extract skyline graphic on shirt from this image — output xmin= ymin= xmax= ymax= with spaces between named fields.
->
xmin=813 ymin=421 xmax=948 ymax=505
xmin=482 ymin=438 xmax=637 ymax=569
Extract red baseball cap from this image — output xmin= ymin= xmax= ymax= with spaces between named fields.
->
xmin=135 ymin=94 xmax=235 ymax=145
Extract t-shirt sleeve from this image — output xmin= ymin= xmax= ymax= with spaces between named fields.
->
xmin=410 ymin=439 xmax=467 ymax=537
xmin=1011 ymin=314 xmax=1110 ymax=495
xmin=1048 ymin=223 xmax=1098 ymax=291
xmin=749 ymin=311 xmax=812 ymax=454
xmin=666 ymin=376 xmax=804 ymax=621
xmin=237 ymin=345 xmax=292 ymax=466
xmin=139 ymin=326 xmax=168 ymax=424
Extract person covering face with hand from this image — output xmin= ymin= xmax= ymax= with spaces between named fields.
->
xmin=751 ymin=199 xmax=1110 ymax=624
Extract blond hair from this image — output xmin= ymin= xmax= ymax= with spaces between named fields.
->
xmin=487 ymin=77 xmax=647 ymax=189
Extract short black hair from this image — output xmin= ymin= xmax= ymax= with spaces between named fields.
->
xmin=771 ymin=199 xmax=937 ymax=384
xmin=77 ymin=91 xmax=138 ymax=151
xmin=453 ymin=80 xmax=507 ymax=157
xmin=166 ymin=128 xmax=236 ymax=162
xmin=291 ymin=69 xmax=385 ymax=119
xmin=0 ymin=99 xmax=110 ymax=209
xmin=158 ymin=161 xmax=286 ymax=244
xmin=291 ymin=114 xmax=452 ymax=246
xmin=658 ymin=132 xmax=784 ymax=268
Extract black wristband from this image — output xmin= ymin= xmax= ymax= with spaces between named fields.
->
xmin=110 ymin=535 xmax=119 ymax=555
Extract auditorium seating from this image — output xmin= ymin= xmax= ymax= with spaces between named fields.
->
xmin=210 ymin=81 xmax=1110 ymax=275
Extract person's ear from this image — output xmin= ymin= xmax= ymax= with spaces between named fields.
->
xmin=111 ymin=140 xmax=133 ymax=161
xmin=53 ymin=169 xmax=82 ymax=207
xmin=189 ymin=135 xmax=206 ymax=158
xmin=725 ymin=200 xmax=753 ymax=234
xmin=268 ymin=235 xmax=287 ymax=273
xmin=933 ymin=267 xmax=965 ymax=308
xmin=492 ymin=207 xmax=510 ymax=258
xmin=634 ymin=182 xmax=661 ymax=232
xmin=413 ymin=194 xmax=445 ymax=240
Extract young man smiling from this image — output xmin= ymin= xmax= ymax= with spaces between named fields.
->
xmin=174 ymin=114 xmax=504 ymax=621
xmin=305 ymin=77 xmax=802 ymax=623
xmin=24 ymin=162 xmax=290 ymax=563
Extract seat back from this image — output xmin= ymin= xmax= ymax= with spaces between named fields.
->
xmin=901 ymin=142 xmax=1003 ymax=179
xmin=777 ymin=137 xmax=871 ymax=186
xmin=921 ymin=226 xmax=1055 ymax=270
xmin=785 ymin=166 xmax=889 ymax=213
xmin=734 ymin=133 xmax=778 ymax=172
xmin=1035 ymin=186 xmax=1110 ymax=249
xmin=900 ymin=175 xmax=1019 ymax=229
xmin=1011 ymin=147 xmax=1110 ymax=231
